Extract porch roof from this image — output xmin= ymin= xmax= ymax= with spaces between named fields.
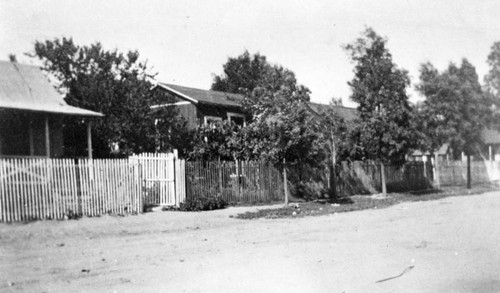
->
xmin=0 ymin=61 xmax=103 ymax=117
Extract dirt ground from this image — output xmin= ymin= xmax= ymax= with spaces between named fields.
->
xmin=1 ymin=190 xmax=500 ymax=293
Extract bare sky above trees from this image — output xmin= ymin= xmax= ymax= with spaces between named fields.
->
xmin=1 ymin=0 xmax=499 ymax=106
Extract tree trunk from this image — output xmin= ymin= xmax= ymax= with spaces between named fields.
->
xmin=467 ymin=154 xmax=471 ymax=189
xmin=330 ymin=131 xmax=337 ymax=199
xmin=283 ymin=158 xmax=289 ymax=206
xmin=380 ymin=162 xmax=387 ymax=196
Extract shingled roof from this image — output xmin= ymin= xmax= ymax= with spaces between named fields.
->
xmin=155 ymin=82 xmax=244 ymax=107
xmin=154 ymin=83 xmax=359 ymax=120
xmin=0 ymin=61 xmax=102 ymax=116
xmin=308 ymin=102 xmax=358 ymax=122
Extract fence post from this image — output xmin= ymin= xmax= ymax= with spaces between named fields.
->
xmin=434 ymin=153 xmax=440 ymax=189
xmin=174 ymin=156 xmax=186 ymax=207
xmin=380 ymin=162 xmax=387 ymax=196
xmin=283 ymin=158 xmax=289 ymax=206
xmin=218 ymin=156 xmax=223 ymax=196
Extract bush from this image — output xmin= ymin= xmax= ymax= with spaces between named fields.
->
xmin=179 ymin=196 xmax=228 ymax=211
xmin=292 ymin=181 xmax=328 ymax=200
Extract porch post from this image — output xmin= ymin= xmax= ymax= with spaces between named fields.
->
xmin=87 ymin=120 xmax=93 ymax=159
xmin=29 ymin=120 xmax=34 ymax=156
xmin=44 ymin=115 xmax=50 ymax=157
xmin=489 ymin=145 xmax=492 ymax=162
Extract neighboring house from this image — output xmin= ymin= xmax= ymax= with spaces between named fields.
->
xmin=482 ymin=128 xmax=500 ymax=161
xmin=0 ymin=61 xmax=103 ymax=158
xmin=411 ymin=143 xmax=452 ymax=162
xmin=411 ymin=127 xmax=500 ymax=163
xmin=151 ymin=83 xmax=359 ymax=129
xmin=151 ymin=83 xmax=247 ymax=128
xmin=307 ymin=102 xmax=358 ymax=125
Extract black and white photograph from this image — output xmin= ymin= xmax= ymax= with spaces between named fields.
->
xmin=1 ymin=0 xmax=500 ymax=292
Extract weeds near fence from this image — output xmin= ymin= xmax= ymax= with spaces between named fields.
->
xmin=236 ymin=183 xmax=500 ymax=220
xmin=162 ymin=196 xmax=228 ymax=212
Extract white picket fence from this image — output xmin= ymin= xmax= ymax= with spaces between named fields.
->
xmin=0 ymin=158 xmax=143 ymax=222
xmin=0 ymin=152 xmax=185 ymax=222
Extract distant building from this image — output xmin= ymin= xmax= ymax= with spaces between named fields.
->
xmin=411 ymin=143 xmax=451 ymax=162
xmin=0 ymin=61 xmax=102 ymax=158
xmin=482 ymin=128 xmax=500 ymax=161
xmin=151 ymin=83 xmax=247 ymax=128
xmin=151 ymin=83 xmax=358 ymax=129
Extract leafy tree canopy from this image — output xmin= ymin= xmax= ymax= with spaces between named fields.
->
xmin=485 ymin=42 xmax=500 ymax=98
xmin=344 ymin=28 xmax=418 ymax=164
xmin=416 ymin=59 xmax=491 ymax=155
xmin=29 ymin=37 xmax=188 ymax=157
xmin=211 ymin=50 xmax=269 ymax=94
xmin=484 ymin=41 xmax=500 ymax=128
xmin=208 ymin=51 xmax=320 ymax=165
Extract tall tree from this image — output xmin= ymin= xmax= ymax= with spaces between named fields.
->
xmin=485 ymin=42 xmax=500 ymax=97
xmin=416 ymin=59 xmax=491 ymax=189
xmin=344 ymin=28 xmax=418 ymax=195
xmin=211 ymin=50 xmax=319 ymax=164
xmin=316 ymin=99 xmax=349 ymax=198
xmin=484 ymin=41 xmax=500 ymax=126
xmin=211 ymin=50 xmax=269 ymax=94
xmin=211 ymin=51 xmax=325 ymax=202
xmin=29 ymin=37 xmax=185 ymax=157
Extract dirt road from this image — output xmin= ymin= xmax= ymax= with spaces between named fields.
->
xmin=1 ymin=191 xmax=500 ymax=293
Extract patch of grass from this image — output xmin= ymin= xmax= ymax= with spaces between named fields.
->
xmin=235 ymin=183 xmax=500 ymax=220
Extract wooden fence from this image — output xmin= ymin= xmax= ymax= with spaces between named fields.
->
xmin=436 ymin=160 xmax=500 ymax=186
xmin=350 ymin=161 xmax=433 ymax=193
xmin=130 ymin=152 xmax=186 ymax=206
xmin=297 ymin=161 xmax=433 ymax=197
xmin=0 ymin=157 xmax=142 ymax=222
xmin=185 ymin=161 xmax=284 ymax=204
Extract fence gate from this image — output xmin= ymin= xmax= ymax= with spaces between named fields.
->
xmin=129 ymin=152 xmax=185 ymax=206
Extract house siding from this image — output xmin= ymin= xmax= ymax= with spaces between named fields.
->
xmin=177 ymin=103 xmax=198 ymax=129
xmin=197 ymin=104 xmax=246 ymax=125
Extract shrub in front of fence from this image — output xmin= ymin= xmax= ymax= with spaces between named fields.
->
xmin=178 ymin=196 xmax=228 ymax=212
xmin=291 ymin=181 xmax=329 ymax=200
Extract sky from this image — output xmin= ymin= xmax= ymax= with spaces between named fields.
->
xmin=1 ymin=0 xmax=500 ymax=107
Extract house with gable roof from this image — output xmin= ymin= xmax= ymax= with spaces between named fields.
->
xmin=151 ymin=83 xmax=247 ymax=128
xmin=151 ymin=83 xmax=358 ymax=130
xmin=0 ymin=61 xmax=103 ymax=158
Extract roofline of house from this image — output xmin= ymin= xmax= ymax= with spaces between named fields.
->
xmin=152 ymin=82 xmax=199 ymax=104
xmin=0 ymin=105 xmax=104 ymax=117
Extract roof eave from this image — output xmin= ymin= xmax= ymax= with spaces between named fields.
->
xmin=154 ymin=82 xmax=199 ymax=104
xmin=0 ymin=105 xmax=104 ymax=117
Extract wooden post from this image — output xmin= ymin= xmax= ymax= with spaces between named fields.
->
xmin=380 ymin=162 xmax=387 ymax=196
xmin=44 ymin=116 xmax=50 ymax=157
xmin=283 ymin=158 xmax=289 ymax=206
xmin=29 ymin=120 xmax=34 ymax=156
xmin=236 ymin=160 xmax=241 ymax=199
xmin=87 ymin=120 xmax=93 ymax=159
xmin=330 ymin=130 xmax=337 ymax=199
xmin=423 ymin=158 xmax=427 ymax=178
xmin=434 ymin=153 xmax=440 ymax=189
xmin=218 ymin=156 xmax=223 ymax=195
xmin=489 ymin=145 xmax=493 ymax=162
xmin=466 ymin=154 xmax=471 ymax=190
